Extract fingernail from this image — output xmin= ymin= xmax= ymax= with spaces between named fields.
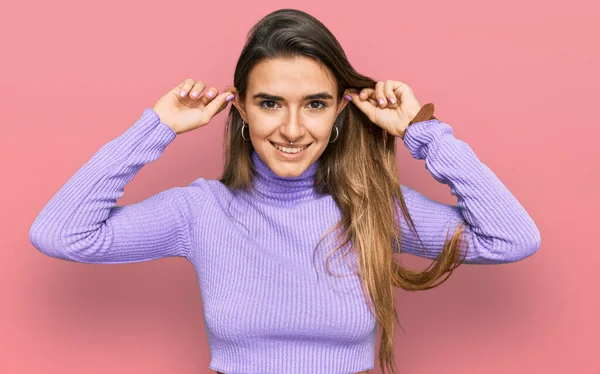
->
xmin=191 ymin=91 xmax=198 ymax=98
xmin=379 ymin=98 xmax=385 ymax=105
xmin=344 ymin=94 xmax=352 ymax=101
xmin=207 ymin=91 xmax=214 ymax=98
xmin=389 ymin=97 xmax=396 ymax=104
xmin=226 ymin=94 xmax=235 ymax=101
xmin=180 ymin=91 xmax=187 ymax=97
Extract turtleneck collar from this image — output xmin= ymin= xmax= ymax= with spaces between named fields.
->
xmin=250 ymin=150 xmax=321 ymax=204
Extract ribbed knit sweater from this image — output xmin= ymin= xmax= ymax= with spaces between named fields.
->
xmin=29 ymin=108 xmax=541 ymax=374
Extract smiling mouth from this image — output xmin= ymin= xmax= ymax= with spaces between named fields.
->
xmin=270 ymin=141 xmax=312 ymax=154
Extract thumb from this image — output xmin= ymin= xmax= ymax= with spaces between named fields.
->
xmin=346 ymin=90 xmax=377 ymax=122
xmin=204 ymin=90 xmax=235 ymax=118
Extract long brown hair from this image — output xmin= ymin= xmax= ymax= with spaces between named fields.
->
xmin=219 ymin=8 xmax=469 ymax=374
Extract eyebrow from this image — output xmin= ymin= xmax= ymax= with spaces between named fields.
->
xmin=252 ymin=91 xmax=335 ymax=101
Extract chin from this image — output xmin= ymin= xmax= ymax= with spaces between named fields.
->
xmin=268 ymin=160 xmax=310 ymax=178
xmin=263 ymin=143 xmax=317 ymax=177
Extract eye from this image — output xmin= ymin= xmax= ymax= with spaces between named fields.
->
xmin=259 ymin=100 xmax=327 ymax=110
xmin=259 ymin=100 xmax=279 ymax=109
xmin=309 ymin=101 xmax=327 ymax=110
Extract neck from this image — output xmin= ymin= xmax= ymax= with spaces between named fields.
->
xmin=250 ymin=150 xmax=320 ymax=205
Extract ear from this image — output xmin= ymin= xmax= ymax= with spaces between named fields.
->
xmin=335 ymin=94 xmax=350 ymax=117
xmin=229 ymin=87 xmax=248 ymax=122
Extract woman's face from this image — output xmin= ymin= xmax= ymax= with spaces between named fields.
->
xmin=233 ymin=56 xmax=349 ymax=178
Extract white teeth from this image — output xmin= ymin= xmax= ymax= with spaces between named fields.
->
xmin=272 ymin=142 xmax=309 ymax=154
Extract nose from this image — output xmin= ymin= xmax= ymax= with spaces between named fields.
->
xmin=279 ymin=110 xmax=305 ymax=143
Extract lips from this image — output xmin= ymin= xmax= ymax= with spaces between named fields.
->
xmin=270 ymin=141 xmax=312 ymax=148
xmin=270 ymin=141 xmax=311 ymax=155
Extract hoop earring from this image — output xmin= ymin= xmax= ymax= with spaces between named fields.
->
xmin=241 ymin=120 xmax=250 ymax=141
xmin=329 ymin=125 xmax=339 ymax=143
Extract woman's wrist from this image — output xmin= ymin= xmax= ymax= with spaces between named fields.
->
xmin=401 ymin=103 xmax=437 ymax=140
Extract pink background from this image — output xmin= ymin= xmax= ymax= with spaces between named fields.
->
xmin=1 ymin=0 xmax=598 ymax=373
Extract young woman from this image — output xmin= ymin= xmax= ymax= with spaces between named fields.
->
xmin=29 ymin=8 xmax=541 ymax=374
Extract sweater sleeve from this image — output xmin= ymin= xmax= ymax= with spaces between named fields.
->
xmin=29 ymin=108 xmax=194 ymax=264
xmin=396 ymin=119 xmax=541 ymax=264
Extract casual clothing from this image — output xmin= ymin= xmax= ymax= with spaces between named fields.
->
xmin=29 ymin=108 xmax=540 ymax=373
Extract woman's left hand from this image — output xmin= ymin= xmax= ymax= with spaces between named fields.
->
xmin=344 ymin=80 xmax=422 ymax=139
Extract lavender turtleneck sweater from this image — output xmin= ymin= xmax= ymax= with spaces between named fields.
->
xmin=29 ymin=108 xmax=540 ymax=374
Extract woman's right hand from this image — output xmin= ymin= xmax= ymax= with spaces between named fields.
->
xmin=152 ymin=78 xmax=236 ymax=135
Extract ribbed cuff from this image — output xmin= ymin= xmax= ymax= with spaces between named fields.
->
xmin=402 ymin=119 xmax=454 ymax=160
